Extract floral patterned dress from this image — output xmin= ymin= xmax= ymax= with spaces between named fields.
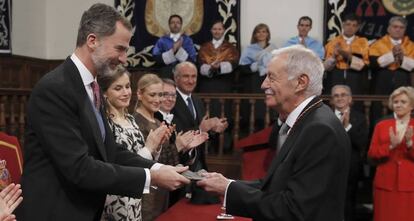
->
xmin=101 ymin=114 xmax=148 ymax=221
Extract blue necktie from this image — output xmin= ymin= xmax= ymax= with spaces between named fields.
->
xmin=187 ymin=97 xmax=195 ymax=119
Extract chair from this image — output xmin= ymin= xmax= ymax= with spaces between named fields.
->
xmin=0 ymin=132 xmax=23 ymax=188
xmin=235 ymin=127 xmax=274 ymax=180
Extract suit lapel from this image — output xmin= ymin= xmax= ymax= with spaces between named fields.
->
xmin=63 ymin=58 xmax=108 ymax=161
xmin=261 ymin=97 xmax=323 ymax=188
xmin=176 ymin=92 xmax=197 ymax=124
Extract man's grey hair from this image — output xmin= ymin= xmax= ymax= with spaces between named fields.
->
xmin=173 ymin=62 xmax=197 ymax=78
xmin=76 ymin=3 xmax=132 ymax=47
xmin=388 ymin=16 xmax=407 ymax=28
xmin=331 ymin=84 xmax=352 ymax=96
xmin=271 ymin=45 xmax=324 ymax=96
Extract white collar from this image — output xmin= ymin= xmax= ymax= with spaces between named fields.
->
xmin=390 ymin=37 xmax=402 ymax=45
xmin=159 ymin=110 xmax=174 ymax=124
xmin=343 ymin=35 xmax=355 ymax=45
xmin=176 ymin=87 xmax=191 ymax=102
xmin=285 ymin=96 xmax=316 ymax=131
xmin=170 ymin=33 xmax=181 ymax=42
xmin=70 ymin=53 xmax=95 ymax=86
xmin=212 ymin=38 xmax=224 ymax=49
xmin=334 ymin=108 xmax=349 ymax=118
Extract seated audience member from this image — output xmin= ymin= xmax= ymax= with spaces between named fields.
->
xmin=239 ymin=23 xmax=276 ymax=131
xmin=152 ymin=14 xmax=197 ymax=79
xmin=172 ymin=62 xmax=228 ymax=204
xmin=283 ymin=16 xmax=324 ymax=60
xmin=369 ymin=16 xmax=414 ymax=125
xmin=331 ymin=85 xmax=368 ymax=221
xmin=368 ymin=86 xmax=414 ymax=221
xmin=0 ymin=183 xmax=22 ymax=221
xmin=324 ymin=14 xmax=369 ymax=96
xmin=98 ymin=66 xmax=170 ymax=221
xmin=133 ymin=74 xmax=208 ymax=220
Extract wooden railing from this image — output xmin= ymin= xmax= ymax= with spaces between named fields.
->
xmin=0 ymin=88 xmax=390 ymax=156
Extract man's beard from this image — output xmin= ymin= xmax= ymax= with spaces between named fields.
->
xmin=91 ymin=51 xmax=113 ymax=77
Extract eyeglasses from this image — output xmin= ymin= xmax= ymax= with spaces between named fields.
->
xmin=332 ymin=93 xmax=350 ymax=98
xmin=163 ymin=92 xmax=177 ymax=99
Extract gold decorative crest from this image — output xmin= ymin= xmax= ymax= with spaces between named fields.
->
xmin=382 ymin=0 xmax=414 ymax=16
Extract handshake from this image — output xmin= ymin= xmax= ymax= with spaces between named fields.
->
xmin=150 ymin=164 xmax=230 ymax=196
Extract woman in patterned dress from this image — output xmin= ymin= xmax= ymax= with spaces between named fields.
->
xmin=98 ymin=66 xmax=170 ymax=221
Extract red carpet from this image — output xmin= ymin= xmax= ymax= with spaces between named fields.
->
xmin=156 ymin=198 xmax=251 ymax=221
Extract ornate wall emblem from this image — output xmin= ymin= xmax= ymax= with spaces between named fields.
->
xmin=382 ymin=0 xmax=414 ymax=16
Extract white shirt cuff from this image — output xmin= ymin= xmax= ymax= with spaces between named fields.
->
xmin=250 ymin=62 xmax=258 ymax=72
xmin=143 ymin=163 xmax=164 ymax=194
xmin=223 ymin=180 xmax=235 ymax=208
xmin=324 ymin=57 xmax=336 ymax=71
xmin=175 ymin=47 xmax=189 ymax=62
xmin=350 ymin=56 xmax=365 ymax=71
xmin=200 ymin=64 xmax=212 ymax=77
xmin=401 ymin=56 xmax=414 ymax=71
xmin=162 ymin=49 xmax=177 ymax=65
xmin=345 ymin=123 xmax=352 ymax=132
xmin=138 ymin=147 xmax=154 ymax=160
xmin=220 ymin=62 xmax=233 ymax=74
xmin=377 ymin=51 xmax=395 ymax=68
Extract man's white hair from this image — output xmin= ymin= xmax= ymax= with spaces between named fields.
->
xmin=271 ymin=45 xmax=324 ymax=96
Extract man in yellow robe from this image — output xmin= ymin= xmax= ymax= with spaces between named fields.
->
xmin=197 ymin=20 xmax=239 ymax=152
xmin=369 ymin=16 xmax=414 ymax=95
xmin=324 ymin=14 xmax=369 ymax=96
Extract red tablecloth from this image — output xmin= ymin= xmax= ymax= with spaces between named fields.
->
xmin=155 ymin=198 xmax=251 ymax=221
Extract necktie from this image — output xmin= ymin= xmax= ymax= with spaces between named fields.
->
xmin=276 ymin=123 xmax=290 ymax=153
xmin=186 ymin=97 xmax=195 ymax=119
xmin=90 ymin=81 xmax=101 ymax=109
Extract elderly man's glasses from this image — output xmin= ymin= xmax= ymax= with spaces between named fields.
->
xmin=163 ymin=92 xmax=177 ymax=99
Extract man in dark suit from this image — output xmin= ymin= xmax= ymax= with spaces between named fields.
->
xmin=331 ymin=84 xmax=368 ymax=221
xmin=198 ymin=45 xmax=351 ymax=221
xmin=17 ymin=4 xmax=189 ymax=221
xmin=171 ymin=61 xmax=227 ymax=204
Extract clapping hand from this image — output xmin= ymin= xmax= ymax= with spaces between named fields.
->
xmin=211 ymin=117 xmax=228 ymax=133
xmin=389 ymin=127 xmax=399 ymax=149
xmin=173 ymin=37 xmax=183 ymax=53
xmin=0 ymin=183 xmax=23 ymax=221
xmin=146 ymin=123 xmax=171 ymax=153
xmin=175 ymin=130 xmax=209 ymax=152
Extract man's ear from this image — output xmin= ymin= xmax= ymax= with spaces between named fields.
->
xmin=86 ymin=33 xmax=98 ymax=50
xmin=295 ymin=74 xmax=309 ymax=92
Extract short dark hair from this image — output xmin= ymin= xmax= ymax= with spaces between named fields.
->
xmin=76 ymin=3 xmax=132 ymax=47
xmin=298 ymin=16 xmax=312 ymax=26
xmin=343 ymin=13 xmax=361 ymax=24
xmin=162 ymin=78 xmax=176 ymax=87
xmin=211 ymin=20 xmax=224 ymax=27
xmin=168 ymin=14 xmax=183 ymax=24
